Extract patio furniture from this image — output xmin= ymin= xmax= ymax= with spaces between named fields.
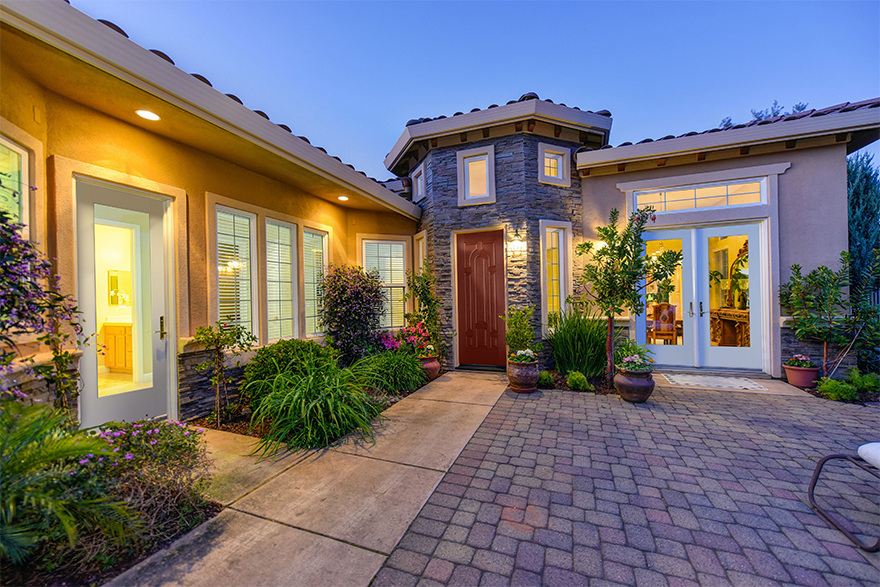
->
xmin=807 ymin=442 xmax=880 ymax=552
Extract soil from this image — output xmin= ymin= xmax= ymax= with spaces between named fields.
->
xmin=191 ymin=408 xmax=270 ymax=438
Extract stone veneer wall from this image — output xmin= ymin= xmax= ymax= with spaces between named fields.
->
xmin=417 ymin=133 xmax=584 ymax=369
xmin=780 ymin=326 xmax=855 ymax=381
xmin=178 ymin=349 xmax=246 ymax=421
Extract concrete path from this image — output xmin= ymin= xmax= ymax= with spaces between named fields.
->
xmin=105 ymin=371 xmax=508 ymax=587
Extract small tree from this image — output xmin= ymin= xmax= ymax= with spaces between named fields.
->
xmin=319 ymin=264 xmax=386 ymax=365
xmin=573 ymin=208 xmax=682 ymax=386
xmin=193 ymin=321 xmax=256 ymax=426
xmin=500 ymin=306 xmax=543 ymax=354
xmin=404 ymin=261 xmax=446 ymax=356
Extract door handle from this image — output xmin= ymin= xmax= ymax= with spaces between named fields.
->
xmin=155 ymin=316 xmax=167 ymax=340
xmin=699 ymin=302 xmax=707 ymax=317
xmin=688 ymin=302 xmax=694 ymax=318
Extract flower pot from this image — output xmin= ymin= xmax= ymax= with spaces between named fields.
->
xmin=507 ymin=361 xmax=538 ymax=393
xmin=419 ymin=356 xmax=441 ymax=381
xmin=783 ymin=365 xmax=820 ymax=388
xmin=614 ymin=370 xmax=655 ymax=403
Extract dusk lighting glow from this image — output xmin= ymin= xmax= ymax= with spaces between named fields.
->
xmin=136 ymin=110 xmax=160 ymax=121
xmin=337 ymin=196 xmax=349 ymax=201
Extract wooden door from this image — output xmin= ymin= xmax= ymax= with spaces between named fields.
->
xmin=457 ymin=230 xmax=506 ymax=366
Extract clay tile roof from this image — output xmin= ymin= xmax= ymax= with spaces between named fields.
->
xmin=98 ymin=19 xmax=128 ymax=38
xmin=149 ymin=49 xmax=174 ymax=65
xmin=404 ymin=93 xmax=607 ymax=127
xmin=190 ymin=73 xmax=212 ymax=87
xmin=225 ymin=93 xmax=243 ymax=104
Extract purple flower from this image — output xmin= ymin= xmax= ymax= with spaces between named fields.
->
xmin=78 ymin=458 xmax=89 ymax=465
xmin=124 ymin=453 xmax=134 ymax=460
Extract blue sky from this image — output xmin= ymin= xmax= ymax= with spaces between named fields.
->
xmin=71 ymin=1 xmax=880 ymax=180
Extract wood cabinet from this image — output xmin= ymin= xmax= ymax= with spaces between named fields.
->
xmin=103 ymin=323 xmax=133 ymax=373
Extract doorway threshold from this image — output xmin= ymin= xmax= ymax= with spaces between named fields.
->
xmin=654 ymin=366 xmax=771 ymax=379
xmin=456 ymin=364 xmax=506 ymax=373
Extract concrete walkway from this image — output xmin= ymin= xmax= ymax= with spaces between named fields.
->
xmin=106 ymin=371 xmax=508 ymax=587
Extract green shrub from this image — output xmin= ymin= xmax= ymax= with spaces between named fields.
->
xmin=320 ymin=264 xmax=387 ymax=365
xmin=566 ymin=371 xmax=594 ymax=392
xmin=846 ymin=368 xmax=880 ymax=393
xmin=546 ymin=305 xmax=607 ymax=377
xmin=350 ymin=350 xmax=426 ymax=395
xmin=817 ymin=378 xmax=858 ymax=401
xmin=250 ymin=355 xmax=383 ymax=458
xmin=243 ymin=338 xmax=339 ymax=407
xmin=537 ymin=370 xmax=554 ymax=388
xmin=501 ymin=306 xmax=543 ymax=353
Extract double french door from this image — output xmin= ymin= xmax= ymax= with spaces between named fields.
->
xmin=636 ymin=222 xmax=764 ymax=371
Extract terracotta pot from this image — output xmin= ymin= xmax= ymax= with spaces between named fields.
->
xmin=783 ymin=365 xmax=820 ymax=388
xmin=614 ymin=370 xmax=655 ymax=403
xmin=419 ymin=356 xmax=441 ymax=381
xmin=507 ymin=361 xmax=538 ymax=393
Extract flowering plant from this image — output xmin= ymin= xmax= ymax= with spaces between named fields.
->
xmin=784 ymin=354 xmax=817 ymax=368
xmin=616 ymin=354 xmax=654 ymax=372
xmin=380 ymin=331 xmax=400 ymax=351
xmin=400 ymin=322 xmax=436 ymax=357
xmin=508 ymin=349 xmax=538 ymax=363
xmin=320 ymin=264 xmax=386 ymax=364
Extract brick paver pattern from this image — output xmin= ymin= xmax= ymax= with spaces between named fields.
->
xmin=374 ymin=387 xmax=880 ymax=587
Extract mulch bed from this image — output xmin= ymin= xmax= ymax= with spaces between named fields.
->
xmin=543 ymin=369 xmax=616 ymax=395
xmin=191 ymin=409 xmax=270 ymax=439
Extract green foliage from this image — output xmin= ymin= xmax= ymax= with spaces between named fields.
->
xmin=844 ymin=368 xmax=880 ymax=393
xmin=250 ymin=355 xmax=383 ymax=458
xmin=614 ymin=340 xmax=654 ymax=372
xmin=243 ymin=339 xmax=339 ymax=408
xmin=720 ymin=100 xmax=808 ymax=128
xmin=566 ymin=371 xmax=593 ymax=392
xmin=193 ymin=321 xmax=257 ymax=426
xmin=574 ymin=208 xmax=681 ymax=384
xmin=545 ymin=304 xmax=607 ymax=377
xmin=817 ymin=378 xmax=858 ymax=402
xmin=319 ymin=264 xmax=387 ymax=365
xmin=537 ymin=371 xmax=554 ymax=388
xmin=501 ymin=306 xmax=543 ymax=353
xmin=0 ymin=401 xmax=136 ymax=566
xmin=404 ymin=261 xmax=446 ymax=357
xmin=350 ymin=350 xmax=426 ymax=395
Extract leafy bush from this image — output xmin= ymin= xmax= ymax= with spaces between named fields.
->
xmin=566 ymin=371 xmax=594 ymax=392
xmin=817 ymin=378 xmax=858 ymax=402
xmin=546 ymin=305 xmax=607 ymax=377
xmin=243 ymin=338 xmax=339 ymax=408
xmin=350 ymin=350 xmax=426 ymax=395
xmin=501 ymin=306 xmax=543 ymax=353
xmin=250 ymin=355 xmax=383 ymax=458
xmin=537 ymin=371 xmax=554 ymax=388
xmin=847 ymin=368 xmax=880 ymax=393
xmin=320 ymin=264 xmax=386 ymax=365
xmin=193 ymin=321 xmax=257 ymax=425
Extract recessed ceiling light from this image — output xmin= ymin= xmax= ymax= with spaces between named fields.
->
xmin=338 ymin=196 xmax=349 ymax=201
xmin=136 ymin=110 xmax=160 ymax=121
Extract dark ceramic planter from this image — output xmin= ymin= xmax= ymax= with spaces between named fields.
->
xmin=419 ymin=356 xmax=441 ymax=381
xmin=507 ymin=361 xmax=538 ymax=393
xmin=614 ymin=370 xmax=655 ymax=403
xmin=783 ymin=365 xmax=820 ymax=388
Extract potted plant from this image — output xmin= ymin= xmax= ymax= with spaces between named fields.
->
xmin=782 ymin=354 xmax=820 ymax=388
xmin=500 ymin=306 xmax=543 ymax=393
xmin=400 ymin=322 xmax=440 ymax=380
xmin=613 ymin=342 xmax=655 ymax=403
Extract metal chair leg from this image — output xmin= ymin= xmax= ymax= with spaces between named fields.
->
xmin=807 ymin=454 xmax=880 ymax=553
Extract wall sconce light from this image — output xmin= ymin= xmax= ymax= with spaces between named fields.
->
xmin=508 ymin=228 xmax=527 ymax=255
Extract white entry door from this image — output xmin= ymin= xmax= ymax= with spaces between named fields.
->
xmin=76 ymin=180 xmax=171 ymax=427
xmin=636 ymin=222 xmax=764 ymax=371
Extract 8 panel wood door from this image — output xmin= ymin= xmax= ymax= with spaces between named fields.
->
xmin=457 ymin=230 xmax=506 ymax=366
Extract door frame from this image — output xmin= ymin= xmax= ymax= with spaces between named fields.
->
xmin=451 ymin=225 xmax=509 ymax=368
xmin=49 ymin=156 xmax=187 ymax=425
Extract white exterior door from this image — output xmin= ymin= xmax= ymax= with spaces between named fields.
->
xmin=76 ymin=180 xmax=171 ymax=427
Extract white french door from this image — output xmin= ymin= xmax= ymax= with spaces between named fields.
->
xmin=636 ymin=222 xmax=764 ymax=371
xmin=76 ymin=179 xmax=171 ymax=427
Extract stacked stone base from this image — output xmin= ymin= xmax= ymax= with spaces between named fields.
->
xmin=780 ymin=326 xmax=855 ymax=381
xmin=178 ymin=349 xmax=246 ymax=421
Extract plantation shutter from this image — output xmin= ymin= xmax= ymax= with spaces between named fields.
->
xmin=266 ymin=220 xmax=296 ymax=341
xmin=363 ymin=241 xmax=406 ymax=328
xmin=304 ymin=229 xmax=327 ymax=336
xmin=216 ymin=209 xmax=255 ymax=334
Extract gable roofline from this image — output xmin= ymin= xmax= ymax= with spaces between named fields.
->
xmin=576 ymin=100 xmax=880 ymax=170
xmin=0 ymin=0 xmax=421 ymax=220
xmin=384 ymin=98 xmax=614 ymax=173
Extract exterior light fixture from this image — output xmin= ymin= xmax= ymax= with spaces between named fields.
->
xmin=508 ymin=228 xmax=527 ymax=255
xmin=337 ymin=196 xmax=349 ymax=201
xmin=136 ymin=110 xmax=160 ymax=121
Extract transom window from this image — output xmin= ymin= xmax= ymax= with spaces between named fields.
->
xmin=363 ymin=240 xmax=406 ymax=328
xmin=0 ymin=135 xmax=29 ymax=230
xmin=266 ymin=219 xmax=297 ymax=341
xmin=303 ymin=229 xmax=327 ymax=336
xmin=216 ymin=207 xmax=257 ymax=335
xmin=636 ymin=179 xmax=764 ymax=213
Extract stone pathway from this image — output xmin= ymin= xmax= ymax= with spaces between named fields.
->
xmin=374 ymin=386 xmax=880 ymax=587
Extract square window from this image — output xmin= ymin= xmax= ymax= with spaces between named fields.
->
xmin=457 ymin=146 xmax=495 ymax=206
xmin=538 ymin=143 xmax=571 ymax=187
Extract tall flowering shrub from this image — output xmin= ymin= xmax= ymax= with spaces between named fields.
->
xmin=319 ymin=264 xmax=386 ymax=365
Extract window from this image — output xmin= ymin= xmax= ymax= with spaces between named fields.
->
xmin=363 ymin=240 xmax=407 ymax=328
xmin=540 ymin=220 xmax=572 ymax=331
xmin=412 ymin=164 xmax=426 ymax=202
xmin=266 ymin=219 xmax=297 ymax=341
xmin=414 ymin=231 xmax=427 ymax=270
xmin=635 ymin=178 xmax=764 ymax=213
xmin=216 ymin=207 xmax=258 ymax=336
xmin=538 ymin=143 xmax=571 ymax=187
xmin=0 ymin=135 xmax=29 ymax=231
xmin=303 ymin=229 xmax=327 ymax=336
xmin=457 ymin=145 xmax=495 ymax=206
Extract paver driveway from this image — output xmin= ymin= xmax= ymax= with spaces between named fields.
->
xmin=374 ymin=386 xmax=880 ymax=587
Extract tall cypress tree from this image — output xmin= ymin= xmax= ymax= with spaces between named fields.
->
xmin=848 ymin=152 xmax=880 ymax=291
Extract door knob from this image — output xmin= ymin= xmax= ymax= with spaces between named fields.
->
xmin=699 ymin=302 xmax=707 ymax=317
xmin=155 ymin=316 xmax=167 ymax=340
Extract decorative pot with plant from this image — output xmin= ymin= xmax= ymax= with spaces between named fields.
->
xmin=500 ymin=306 xmax=543 ymax=393
xmin=613 ymin=341 xmax=655 ymax=403
xmin=782 ymin=354 xmax=820 ymax=388
xmin=400 ymin=322 xmax=440 ymax=380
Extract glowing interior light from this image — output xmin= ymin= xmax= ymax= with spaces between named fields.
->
xmin=338 ymin=196 xmax=349 ymax=201
xmin=136 ymin=110 xmax=160 ymax=121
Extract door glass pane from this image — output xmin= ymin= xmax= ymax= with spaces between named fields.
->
xmin=708 ymin=235 xmax=750 ymax=347
xmin=645 ymin=239 xmax=683 ymax=346
xmin=94 ymin=205 xmax=152 ymax=397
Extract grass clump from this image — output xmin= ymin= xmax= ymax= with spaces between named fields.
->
xmin=537 ymin=370 xmax=554 ymax=388
xmin=566 ymin=371 xmax=594 ymax=392
xmin=351 ymin=350 xmax=426 ymax=395
xmin=546 ymin=305 xmax=607 ymax=377
xmin=243 ymin=339 xmax=339 ymax=408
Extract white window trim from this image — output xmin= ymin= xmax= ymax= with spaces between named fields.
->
xmin=633 ymin=176 xmax=767 ymax=216
xmin=214 ymin=204 xmax=260 ymax=340
xmin=538 ymin=143 xmax=571 ymax=187
xmin=412 ymin=162 xmax=426 ymax=203
xmin=0 ymin=134 xmax=31 ymax=239
xmin=303 ymin=227 xmax=329 ymax=338
xmin=357 ymin=233 xmax=413 ymax=330
xmin=457 ymin=145 xmax=496 ymax=206
xmin=539 ymin=219 xmax=573 ymax=335
xmin=265 ymin=217 xmax=298 ymax=343
xmin=413 ymin=229 xmax=427 ymax=270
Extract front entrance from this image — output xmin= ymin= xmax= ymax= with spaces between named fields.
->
xmin=636 ymin=222 xmax=764 ymax=371
xmin=76 ymin=180 xmax=172 ymax=427
xmin=456 ymin=230 xmax=506 ymax=367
